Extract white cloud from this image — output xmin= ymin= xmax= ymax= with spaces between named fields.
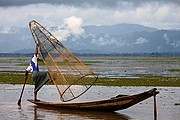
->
xmin=52 ymin=16 xmax=85 ymax=41
xmin=163 ymin=33 xmax=180 ymax=48
xmin=64 ymin=16 xmax=84 ymax=36
xmin=0 ymin=2 xmax=180 ymax=29
xmin=134 ymin=37 xmax=149 ymax=45
xmin=170 ymin=40 xmax=180 ymax=48
xmin=0 ymin=27 xmax=12 ymax=34
xmin=163 ymin=33 xmax=170 ymax=44
xmin=91 ymin=34 xmax=117 ymax=46
xmin=154 ymin=5 xmax=170 ymax=21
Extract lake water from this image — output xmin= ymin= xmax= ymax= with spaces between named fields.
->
xmin=0 ymin=56 xmax=180 ymax=119
xmin=0 ymin=56 xmax=180 ymax=78
xmin=0 ymin=84 xmax=179 ymax=120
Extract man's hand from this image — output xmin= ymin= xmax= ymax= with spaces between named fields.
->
xmin=49 ymin=77 xmax=55 ymax=82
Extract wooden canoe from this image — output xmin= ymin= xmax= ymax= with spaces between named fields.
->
xmin=28 ymin=88 xmax=159 ymax=112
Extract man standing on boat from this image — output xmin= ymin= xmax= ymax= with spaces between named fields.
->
xmin=25 ymin=44 xmax=52 ymax=101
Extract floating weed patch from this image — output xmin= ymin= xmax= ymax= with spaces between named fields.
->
xmin=168 ymin=69 xmax=180 ymax=72
xmin=0 ymin=72 xmax=54 ymax=85
xmin=0 ymin=73 xmax=33 ymax=84
xmin=0 ymin=73 xmax=179 ymax=87
xmin=94 ymin=74 xmax=180 ymax=87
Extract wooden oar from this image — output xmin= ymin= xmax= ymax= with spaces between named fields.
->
xmin=17 ymin=75 xmax=28 ymax=109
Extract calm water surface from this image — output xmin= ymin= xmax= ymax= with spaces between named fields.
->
xmin=0 ymin=84 xmax=179 ymax=120
xmin=0 ymin=56 xmax=180 ymax=78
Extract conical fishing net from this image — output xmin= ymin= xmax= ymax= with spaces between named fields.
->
xmin=29 ymin=20 xmax=98 ymax=102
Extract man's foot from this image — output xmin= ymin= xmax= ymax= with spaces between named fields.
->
xmin=34 ymin=99 xmax=40 ymax=102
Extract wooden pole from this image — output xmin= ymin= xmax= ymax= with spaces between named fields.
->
xmin=153 ymin=92 xmax=157 ymax=120
xmin=17 ymin=75 xmax=27 ymax=108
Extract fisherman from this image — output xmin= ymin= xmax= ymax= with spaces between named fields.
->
xmin=25 ymin=44 xmax=52 ymax=101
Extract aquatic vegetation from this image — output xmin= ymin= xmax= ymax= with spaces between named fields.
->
xmin=0 ymin=56 xmax=179 ymax=86
xmin=0 ymin=72 xmax=179 ymax=86
xmin=168 ymin=69 xmax=180 ymax=72
xmin=94 ymin=75 xmax=179 ymax=87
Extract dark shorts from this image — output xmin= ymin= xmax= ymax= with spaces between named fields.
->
xmin=32 ymin=71 xmax=50 ymax=92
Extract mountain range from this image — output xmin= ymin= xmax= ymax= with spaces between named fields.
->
xmin=0 ymin=23 xmax=180 ymax=53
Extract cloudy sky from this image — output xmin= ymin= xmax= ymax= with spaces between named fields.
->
xmin=0 ymin=0 xmax=180 ymax=29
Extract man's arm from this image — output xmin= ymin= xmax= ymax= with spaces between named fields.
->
xmin=35 ymin=44 xmax=38 ymax=57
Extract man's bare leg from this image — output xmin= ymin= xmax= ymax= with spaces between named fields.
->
xmin=34 ymin=92 xmax=38 ymax=101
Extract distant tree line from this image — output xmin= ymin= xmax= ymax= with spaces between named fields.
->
xmin=0 ymin=52 xmax=180 ymax=57
xmin=74 ymin=52 xmax=180 ymax=57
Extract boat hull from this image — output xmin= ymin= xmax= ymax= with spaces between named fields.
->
xmin=28 ymin=88 xmax=159 ymax=111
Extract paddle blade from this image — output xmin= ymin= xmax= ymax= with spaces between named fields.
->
xmin=17 ymin=99 xmax=21 ymax=109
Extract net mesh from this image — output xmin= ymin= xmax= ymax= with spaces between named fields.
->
xmin=29 ymin=20 xmax=98 ymax=102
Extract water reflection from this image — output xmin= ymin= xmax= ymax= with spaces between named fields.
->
xmin=32 ymin=106 xmax=130 ymax=120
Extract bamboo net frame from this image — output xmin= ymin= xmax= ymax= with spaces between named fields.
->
xmin=29 ymin=20 xmax=98 ymax=102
